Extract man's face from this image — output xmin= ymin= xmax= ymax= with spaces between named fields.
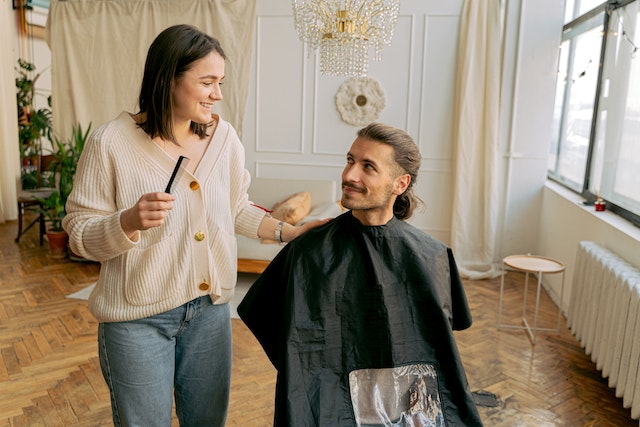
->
xmin=341 ymin=137 xmax=408 ymax=225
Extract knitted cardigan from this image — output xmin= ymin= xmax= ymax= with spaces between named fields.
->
xmin=63 ymin=112 xmax=266 ymax=322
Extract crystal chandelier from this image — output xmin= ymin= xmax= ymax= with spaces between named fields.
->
xmin=292 ymin=0 xmax=400 ymax=77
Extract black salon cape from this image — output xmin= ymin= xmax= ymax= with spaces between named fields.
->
xmin=238 ymin=212 xmax=482 ymax=426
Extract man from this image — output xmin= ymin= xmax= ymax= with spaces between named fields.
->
xmin=238 ymin=123 xmax=482 ymax=426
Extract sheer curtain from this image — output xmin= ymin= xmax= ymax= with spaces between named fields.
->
xmin=46 ymin=0 xmax=256 ymax=139
xmin=450 ymin=0 xmax=502 ymax=279
xmin=0 ymin=0 xmax=21 ymax=223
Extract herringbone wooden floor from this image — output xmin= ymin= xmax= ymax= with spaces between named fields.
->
xmin=1 ymin=217 xmax=637 ymax=426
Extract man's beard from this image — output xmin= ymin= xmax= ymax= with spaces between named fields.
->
xmin=341 ymin=182 xmax=395 ymax=212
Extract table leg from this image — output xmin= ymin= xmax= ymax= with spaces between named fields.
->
xmin=556 ymin=271 xmax=565 ymax=332
xmin=522 ymin=272 xmax=529 ymax=318
xmin=532 ymin=272 xmax=543 ymax=345
xmin=498 ymin=262 xmax=505 ymax=328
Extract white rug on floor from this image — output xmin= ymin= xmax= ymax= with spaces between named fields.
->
xmin=230 ymin=273 xmax=258 ymax=319
xmin=65 ymin=273 xmax=259 ymax=320
xmin=66 ymin=283 xmax=96 ymax=300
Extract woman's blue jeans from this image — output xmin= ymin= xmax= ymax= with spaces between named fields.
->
xmin=98 ymin=296 xmax=232 ymax=427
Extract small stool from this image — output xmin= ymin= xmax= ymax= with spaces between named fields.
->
xmin=15 ymin=188 xmax=54 ymax=246
xmin=498 ymin=254 xmax=565 ymax=345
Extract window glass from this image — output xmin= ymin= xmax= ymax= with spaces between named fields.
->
xmin=589 ymin=1 xmax=640 ymax=213
xmin=548 ymin=12 xmax=605 ymax=190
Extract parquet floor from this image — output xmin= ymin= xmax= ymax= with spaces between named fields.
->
xmin=1 ymin=216 xmax=637 ymax=426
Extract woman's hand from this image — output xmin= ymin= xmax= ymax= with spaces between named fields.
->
xmin=120 ymin=192 xmax=175 ymax=240
xmin=283 ymin=217 xmax=332 ymax=242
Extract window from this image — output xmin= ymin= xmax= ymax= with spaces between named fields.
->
xmin=548 ymin=0 xmax=640 ymax=227
xmin=563 ymin=0 xmax=608 ymax=23
xmin=548 ymin=9 xmax=605 ymax=191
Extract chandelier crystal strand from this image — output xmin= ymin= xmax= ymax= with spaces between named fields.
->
xmin=292 ymin=0 xmax=400 ymax=77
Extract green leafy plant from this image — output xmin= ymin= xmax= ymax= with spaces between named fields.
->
xmin=20 ymin=168 xmax=40 ymax=190
xmin=16 ymin=59 xmax=53 ymax=189
xmin=36 ymin=190 xmax=66 ymax=232
xmin=16 ymin=59 xmax=52 ymax=157
xmin=38 ymin=123 xmax=91 ymax=232
xmin=48 ymin=123 xmax=91 ymax=204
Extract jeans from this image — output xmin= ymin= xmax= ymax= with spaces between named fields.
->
xmin=98 ymin=296 xmax=232 ymax=427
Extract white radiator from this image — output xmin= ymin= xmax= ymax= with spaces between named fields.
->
xmin=567 ymin=241 xmax=640 ymax=421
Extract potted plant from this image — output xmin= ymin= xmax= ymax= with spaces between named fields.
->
xmin=48 ymin=123 xmax=91 ymax=204
xmin=36 ymin=190 xmax=68 ymax=259
xmin=37 ymin=123 xmax=91 ymax=259
xmin=15 ymin=59 xmax=53 ymax=190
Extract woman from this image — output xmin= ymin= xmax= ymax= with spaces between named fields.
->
xmin=63 ymin=24 xmax=324 ymax=426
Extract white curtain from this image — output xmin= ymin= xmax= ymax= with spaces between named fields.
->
xmin=0 ymin=0 xmax=21 ymax=223
xmin=46 ymin=0 xmax=256 ymax=139
xmin=450 ymin=0 xmax=502 ymax=280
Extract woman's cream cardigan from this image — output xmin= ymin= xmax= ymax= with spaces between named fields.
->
xmin=63 ymin=112 xmax=266 ymax=322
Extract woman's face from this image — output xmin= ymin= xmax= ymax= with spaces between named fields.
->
xmin=171 ymin=51 xmax=225 ymax=125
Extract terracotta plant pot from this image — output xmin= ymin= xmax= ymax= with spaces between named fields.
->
xmin=46 ymin=229 xmax=69 ymax=259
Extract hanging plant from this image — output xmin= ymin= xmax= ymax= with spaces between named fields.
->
xmin=15 ymin=59 xmax=52 ymax=162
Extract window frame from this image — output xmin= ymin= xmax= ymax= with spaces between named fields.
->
xmin=548 ymin=0 xmax=640 ymax=228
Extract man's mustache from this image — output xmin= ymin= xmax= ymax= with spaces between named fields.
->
xmin=342 ymin=182 xmax=365 ymax=192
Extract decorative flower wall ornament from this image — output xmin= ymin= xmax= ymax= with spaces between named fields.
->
xmin=335 ymin=77 xmax=386 ymax=126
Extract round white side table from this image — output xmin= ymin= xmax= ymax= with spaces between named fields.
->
xmin=498 ymin=254 xmax=565 ymax=345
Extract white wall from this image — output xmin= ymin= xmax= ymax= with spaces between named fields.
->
xmin=539 ymin=183 xmax=640 ymax=314
xmin=498 ymin=0 xmax=565 ymax=258
xmin=243 ymin=0 xmax=568 ymax=255
xmin=242 ymin=0 xmax=466 ymax=244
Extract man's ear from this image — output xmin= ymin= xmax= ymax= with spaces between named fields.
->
xmin=393 ymin=173 xmax=411 ymax=195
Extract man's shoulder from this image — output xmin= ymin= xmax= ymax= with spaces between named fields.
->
xmin=283 ymin=213 xmax=354 ymax=259
xmin=395 ymin=219 xmax=447 ymax=247
xmin=294 ymin=212 xmax=350 ymax=242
